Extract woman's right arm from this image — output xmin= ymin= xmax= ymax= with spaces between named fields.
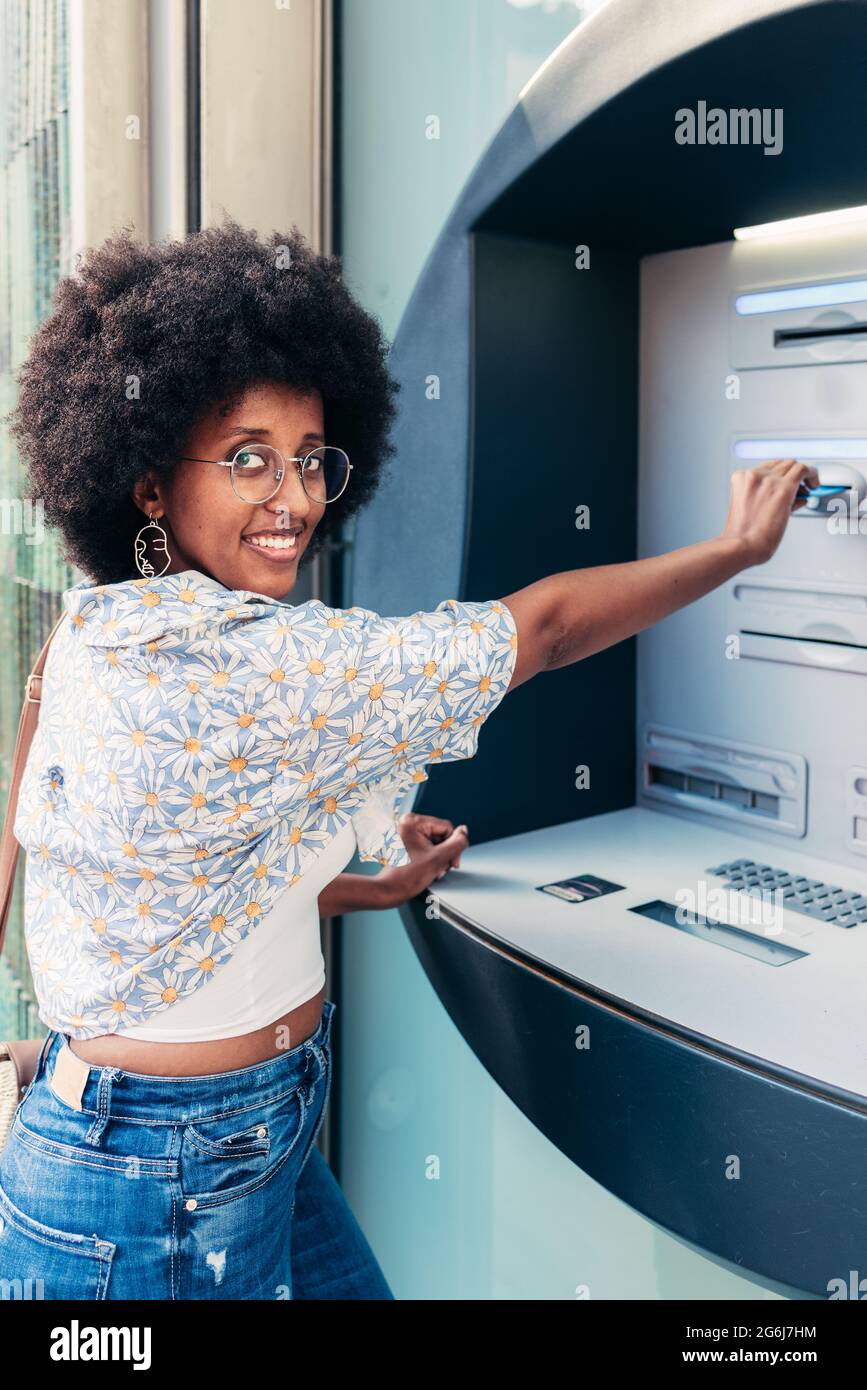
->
xmin=501 ymin=458 xmax=819 ymax=691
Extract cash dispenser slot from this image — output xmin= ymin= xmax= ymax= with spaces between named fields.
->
xmin=774 ymin=320 xmax=867 ymax=348
xmin=727 ymin=577 xmax=867 ymax=674
xmin=731 ymin=275 xmax=867 ymax=368
xmin=641 ymin=724 xmax=807 ymax=836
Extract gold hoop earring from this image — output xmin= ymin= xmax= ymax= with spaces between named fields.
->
xmin=134 ymin=513 xmax=171 ymax=578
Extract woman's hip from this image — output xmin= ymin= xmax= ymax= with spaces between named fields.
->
xmin=0 ymin=1001 xmax=336 ymax=1299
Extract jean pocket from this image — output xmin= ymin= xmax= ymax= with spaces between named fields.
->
xmin=179 ymin=1084 xmax=308 ymax=1209
xmin=185 ymin=1118 xmax=272 ymax=1161
xmin=0 ymin=1178 xmax=116 ymax=1300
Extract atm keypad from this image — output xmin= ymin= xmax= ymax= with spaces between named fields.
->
xmin=706 ymin=859 xmax=867 ymax=928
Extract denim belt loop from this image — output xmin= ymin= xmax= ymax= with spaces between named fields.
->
xmin=302 ymin=1038 xmax=323 ymax=1107
xmin=33 ymin=1029 xmax=56 ymax=1083
xmin=84 ymin=1065 xmax=122 ymax=1147
xmin=303 ymin=999 xmax=335 ymax=1105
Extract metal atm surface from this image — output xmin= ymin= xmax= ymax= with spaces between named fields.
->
xmin=429 ymin=808 xmax=867 ymax=1102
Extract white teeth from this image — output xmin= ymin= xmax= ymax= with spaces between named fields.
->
xmin=245 ymin=534 xmax=297 ymax=549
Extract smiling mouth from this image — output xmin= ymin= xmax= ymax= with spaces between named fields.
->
xmin=241 ymin=529 xmax=303 ymax=562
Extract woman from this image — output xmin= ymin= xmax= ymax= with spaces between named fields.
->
xmin=0 ymin=219 xmax=816 ymax=1300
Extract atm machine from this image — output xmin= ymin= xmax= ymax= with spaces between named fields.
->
xmin=350 ymin=0 xmax=867 ymax=1297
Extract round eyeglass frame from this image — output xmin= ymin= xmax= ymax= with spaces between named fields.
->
xmin=178 ymin=443 xmax=353 ymax=505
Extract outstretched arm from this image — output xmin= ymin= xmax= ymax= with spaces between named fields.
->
xmin=501 ymin=458 xmax=818 ymax=691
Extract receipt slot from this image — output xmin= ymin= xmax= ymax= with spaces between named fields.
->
xmin=352 ymin=0 xmax=867 ymax=1298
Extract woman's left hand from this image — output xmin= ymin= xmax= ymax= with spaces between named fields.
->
xmin=371 ymin=816 xmax=470 ymax=910
xmin=320 ymin=815 xmax=470 ymax=916
xmin=397 ymin=812 xmax=466 ymax=870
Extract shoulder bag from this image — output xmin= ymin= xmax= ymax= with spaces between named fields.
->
xmin=0 ymin=612 xmax=67 ymax=1149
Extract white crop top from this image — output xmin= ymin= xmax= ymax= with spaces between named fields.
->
xmin=120 ymin=819 xmax=357 ymax=1042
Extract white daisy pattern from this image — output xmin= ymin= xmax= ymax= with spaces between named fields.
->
xmin=13 ymin=568 xmax=518 ymax=1039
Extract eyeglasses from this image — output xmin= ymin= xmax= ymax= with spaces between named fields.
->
xmin=179 ymin=443 xmax=353 ymax=504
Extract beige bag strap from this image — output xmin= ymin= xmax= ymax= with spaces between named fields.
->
xmin=0 ymin=611 xmax=68 ymax=958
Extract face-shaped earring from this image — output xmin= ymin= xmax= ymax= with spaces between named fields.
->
xmin=134 ymin=513 xmax=171 ymax=578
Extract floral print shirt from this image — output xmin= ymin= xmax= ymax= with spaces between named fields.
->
xmin=14 ymin=569 xmax=518 ymax=1038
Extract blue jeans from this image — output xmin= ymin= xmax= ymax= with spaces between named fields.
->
xmin=0 ymin=999 xmax=393 ymax=1300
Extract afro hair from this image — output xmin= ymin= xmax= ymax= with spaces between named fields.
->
xmin=7 ymin=217 xmax=400 ymax=585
